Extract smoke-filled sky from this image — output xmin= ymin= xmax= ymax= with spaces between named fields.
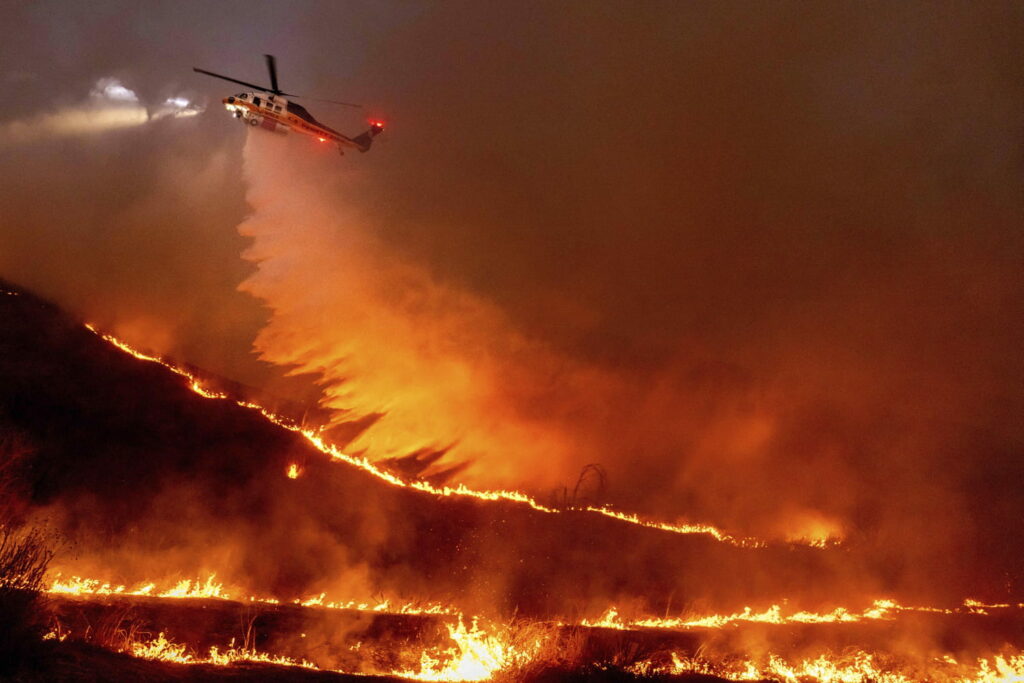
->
xmin=2 ymin=1 xmax=1023 ymax=579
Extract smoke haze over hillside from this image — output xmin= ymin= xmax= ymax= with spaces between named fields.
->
xmin=2 ymin=1 xmax=1024 ymax=595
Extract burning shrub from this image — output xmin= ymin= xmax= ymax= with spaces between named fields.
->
xmin=0 ymin=429 xmax=53 ymax=671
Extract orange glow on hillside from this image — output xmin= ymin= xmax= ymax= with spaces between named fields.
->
xmin=82 ymin=323 xmax=826 ymax=549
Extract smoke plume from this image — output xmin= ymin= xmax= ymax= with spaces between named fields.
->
xmin=232 ymin=2 xmax=1024 ymax=598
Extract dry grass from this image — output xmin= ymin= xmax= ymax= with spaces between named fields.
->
xmin=0 ymin=428 xmax=54 ymax=672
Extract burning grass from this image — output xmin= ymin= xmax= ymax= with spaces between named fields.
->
xmin=41 ymin=609 xmax=1024 ymax=683
xmin=81 ymin=323 xmax=815 ymax=551
xmin=5 ymin=282 xmax=1024 ymax=682
xmin=40 ymin=582 xmax=1024 ymax=682
xmin=631 ymin=650 xmax=1024 ymax=683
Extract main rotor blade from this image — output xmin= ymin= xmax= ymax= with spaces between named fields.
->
xmin=193 ymin=67 xmax=271 ymax=93
xmin=296 ymin=95 xmax=363 ymax=109
xmin=264 ymin=54 xmax=280 ymax=94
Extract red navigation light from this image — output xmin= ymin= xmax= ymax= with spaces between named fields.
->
xmin=369 ymin=120 xmax=385 ymax=129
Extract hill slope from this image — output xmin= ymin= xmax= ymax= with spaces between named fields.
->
xmin=0 ymin=279 xmax=846 ymax=618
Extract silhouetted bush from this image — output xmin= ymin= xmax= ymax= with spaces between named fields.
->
xmin=0 ymin=429 xmax=53 ymax=672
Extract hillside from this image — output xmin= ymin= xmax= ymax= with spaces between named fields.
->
xmin=0 ymin=279 xmax=845 ymax=618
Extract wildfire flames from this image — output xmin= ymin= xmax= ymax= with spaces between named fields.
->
xmin=48 ymin=573 xmax=458 ymax=615
xmin=47 ymin=620 xmax=1024 ymax=683
xmin=46 ymin=574 xmax=534 ymax=681
xmin=632 ymin=651 xmax=1024 ymax=683
xmin=67 ymin=620 xmax=536 ymax=682
xmin=82 ymin=324 xmax=821 ymax=549
xmin=580 ymin=597 xmax=1024 ymax=632
xmin=44 ymin=582 xmax=1024 ymax=682
xmin=43 ymin=569 xmax=1024 ymax=681
xmin=50 ymin=574 xmax=230 ymax=600
xmin=6 ymin=317 xmax=1015 ymax=679
xmin=58 ymin=624 xmax=1024 ymax=682
xmin=127 ymin=632 xmax=317 ymax=670
xmin=18 ymin=320 xmax=1024 ymax=682
xmin=48 ymin=572 xmax=1024 ymax=634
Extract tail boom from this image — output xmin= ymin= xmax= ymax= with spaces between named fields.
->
xmin=341 ymin=121 xmax=385 ymax=154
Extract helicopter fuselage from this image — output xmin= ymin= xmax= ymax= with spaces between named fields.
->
xmin=225 ymin=92 xmax=330 ymax=143
xmin=222 ymin=91 xmax=379 ymax=154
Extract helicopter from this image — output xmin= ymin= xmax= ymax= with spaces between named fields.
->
xmin=193 ymin=54 xmax=383 ymax=155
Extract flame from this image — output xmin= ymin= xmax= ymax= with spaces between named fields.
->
xmin=52 ymin=570 xmax=1014 ymax=639
xmin=287 ymin=463 xmax=300 ymax=479
xmin=82 ymin=323 xmax=814 ymax=548
xmin=397 ymin=618 xmax=537 ymax=682
xmin=581 ymin=606 xmax=625 ymax=629
xmin=779 ymin=510 xmax=846 ymax=548
xmin=61 ymin=619 xmax=527 ymax=681
xmin=49 ymin=574 xmax=228 ymax=600
xmin=43 ymin=573 xmax=1024 ymax=682
xmin=128 ymin=632 xmax=316 ymax=669
xmin=633 ymin=650 xmax=1024 ymax=683
xmin=630 ymin=602 xmax=878 ymax=630
xmin=51 ymin=614 xmax=1024 ymax=683
xmin=583 ymin=505 xmax=764 ymax=547
xmin=579 ymin=596 xmax=1024 ymax=633
xmin=158 ymin=575 xmax=229 ymax=599
xmin=47 ymin=601 xmax=529 ymax=681
xmin=129 ymin=632 xmax=193 ymax=663
xmin=47 ymin=572 xmax=459 ymax=617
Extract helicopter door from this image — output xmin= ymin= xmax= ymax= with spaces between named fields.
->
xmin=253 ymin=96 xmax=261 ymax=107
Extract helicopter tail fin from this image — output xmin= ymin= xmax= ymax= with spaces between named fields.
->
xmin=350 ymin=121 xmax=385 ymax=153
